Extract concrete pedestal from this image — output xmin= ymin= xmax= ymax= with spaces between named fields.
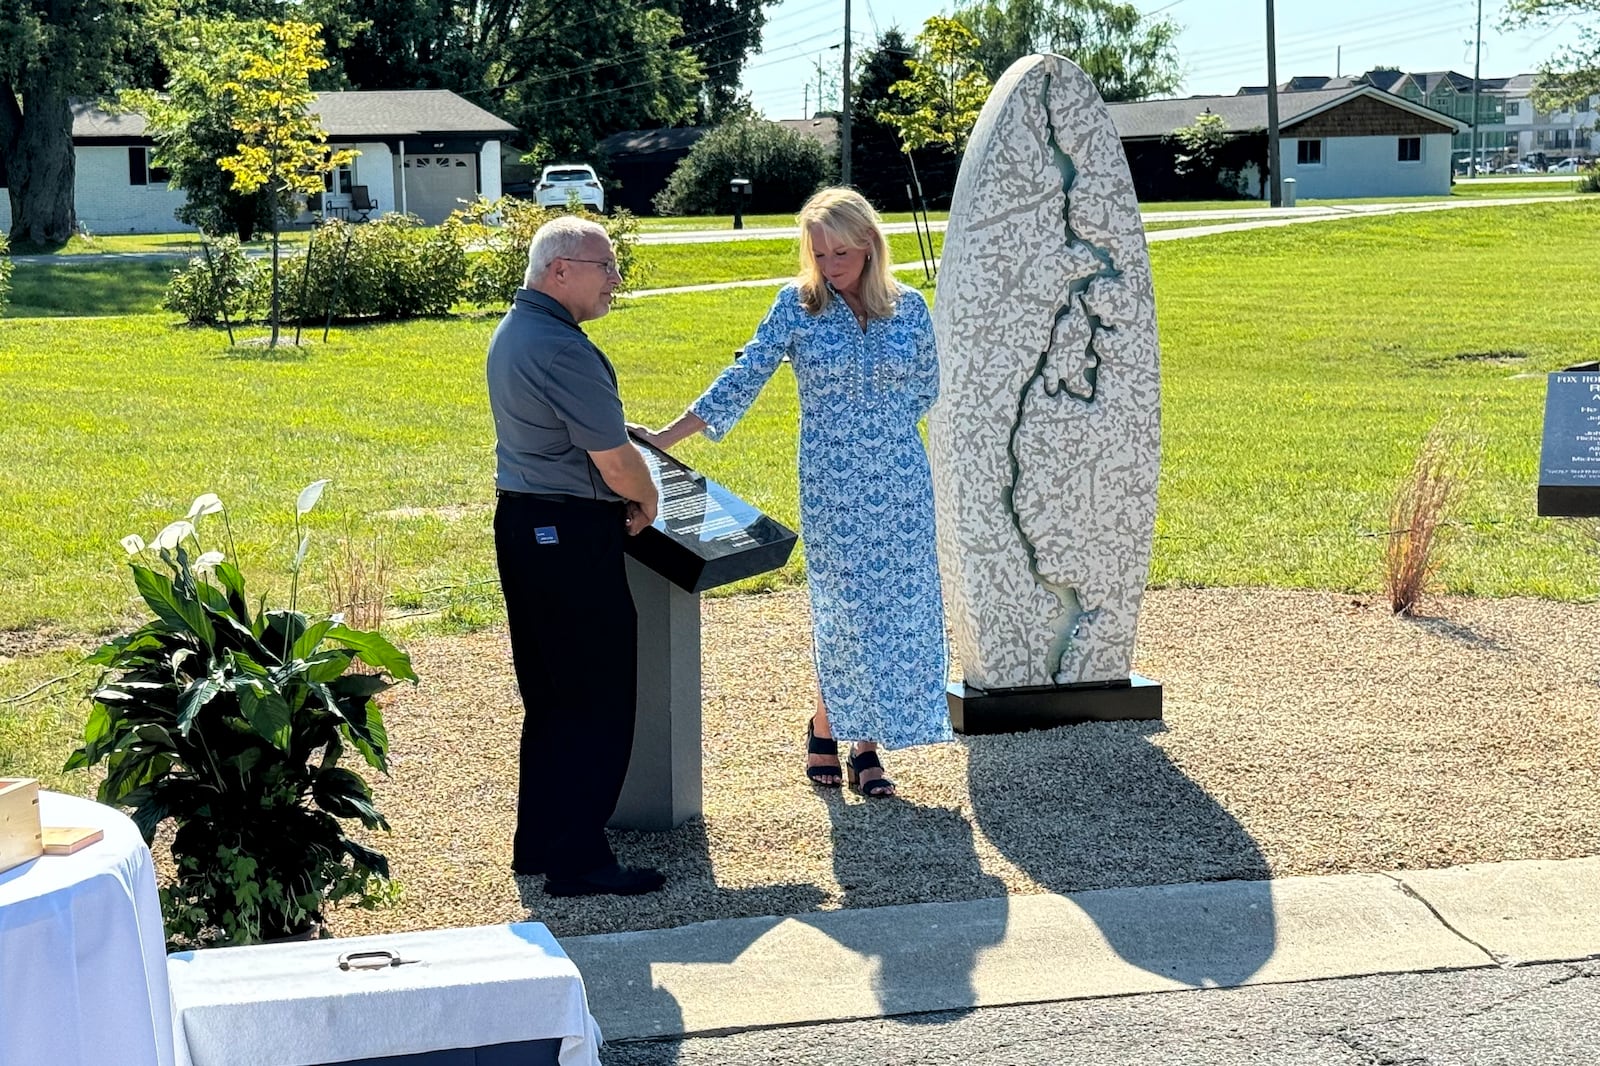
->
xmin=609 ymin=556 xmax=703 ymax=831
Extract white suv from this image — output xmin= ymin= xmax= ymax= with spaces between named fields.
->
xmin=535 ymin=165 xmax=604 ymax=212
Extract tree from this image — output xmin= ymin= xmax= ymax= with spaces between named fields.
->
xmin=0 ymin=1 xmax=141 ymax=247
xmin=219 ymin=21 xmax=356 ymax=347
xmin=493 ymin=1 xmax=704 ymax=166
xmin=130 ymin=20 xmax=279 ymax=242
xmin=1168 ymin=110 xmax=1228 ymax=177
xmin=957 ymin=0 xmax=1180 ymax=103
xmin=1502 ymin=0 xmax=1600 ymax=111
xmin=653 ymin=117 xmax=834 ymax=215
xmin=883 ymin=16 xmax=992 ymax=156
xmin=666 ymin=0 xmax=777 ymax=121
xmin=849 ymin=28 xmax=959 ymax=211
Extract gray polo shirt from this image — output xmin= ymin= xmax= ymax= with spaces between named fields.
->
xmin=487 ymin=288 xmax=627 ymax=499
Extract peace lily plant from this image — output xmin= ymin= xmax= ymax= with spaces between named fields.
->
xmin=69 ymin=481 xmax=416 ymax=948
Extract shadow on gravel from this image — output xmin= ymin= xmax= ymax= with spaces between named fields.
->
xmin=967 ymin=719 xmax=1276 ymax=989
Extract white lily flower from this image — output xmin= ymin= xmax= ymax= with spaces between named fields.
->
xmin=193 ymin=550 xmax=225 ymax=574
xmin=329 ymin=612 xmax=346 ymax=624
xmin=120 ymin=534 xmax=146 ymax=556
xmin=293 ymin=533 xmax=311 ymax=569
xmin=186 ymin=493 xmax=224 ymax=519
xmin=295 ymin=479 xmax=331 ymax=517
xmin=154 ymin=520 xmax=195 ymax=551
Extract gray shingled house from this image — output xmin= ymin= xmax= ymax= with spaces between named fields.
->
xmin=1107 ymin=86 xmax=1464 ymax=201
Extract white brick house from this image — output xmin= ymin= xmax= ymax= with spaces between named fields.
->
xmin=0 ymin=90 xmax=517 ymax=236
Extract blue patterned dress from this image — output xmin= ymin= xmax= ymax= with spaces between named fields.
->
xmin=691 ymin=282 xmax=953 ymax=749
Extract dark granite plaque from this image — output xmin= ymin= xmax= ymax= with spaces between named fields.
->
xmin=622 ymin=437 xmax=798 ymax=592
xmin=1537 ymin=370 xmax=1600 ymax=518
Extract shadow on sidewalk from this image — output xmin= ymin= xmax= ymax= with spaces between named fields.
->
xmin=966 ymin=719 xmax=1276 ymax=988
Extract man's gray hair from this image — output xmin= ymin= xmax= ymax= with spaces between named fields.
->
xmin=524 ymin=216 xmax=610 ymax=288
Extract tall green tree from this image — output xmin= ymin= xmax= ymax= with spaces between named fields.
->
xmin=1502 ymin=0 xmax=1600 ymax=110
xmin=219 ymin=21 xmax=355 ymax=346
xmin=666 ymin=0 xmax=777 ymax=121
xmin=494 ymin=0 xmax=703 ymax=165
xmin=849 ymin=28 xmax=956 ymax=211
xmin=957 ymin=0 xmax=1180 ymax=103
xmin=0 ymin=0 xmax=143 ymax=247
xmin=129 ymin=19 xmax=279 ymax=241
xmin=883 ymin=15 xmax=991 ymax=155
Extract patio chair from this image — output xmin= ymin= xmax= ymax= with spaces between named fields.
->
xmin=350 ymin=185 xmax=377 ymax=222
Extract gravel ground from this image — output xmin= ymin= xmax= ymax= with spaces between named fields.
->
xmin=331 ymin=587 xmax=1600 ymax=940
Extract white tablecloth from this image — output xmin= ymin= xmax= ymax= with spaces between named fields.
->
xmin=0 ymin=791 xmax=175 ymax=1066
xmin=168 ymin=922 xmax=602 ymax=1066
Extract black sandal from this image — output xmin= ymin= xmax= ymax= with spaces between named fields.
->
xmin=805 ymin=721 xmax=842 ymax=787
xmin=846 ymin=748 xmax=896 ymax=798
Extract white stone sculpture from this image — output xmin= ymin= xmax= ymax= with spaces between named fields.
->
xmin=929 ymin=53 xmax=1161 ymax=690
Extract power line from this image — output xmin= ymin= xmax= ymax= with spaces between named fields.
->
xmin=464 ymin=0 xmax=838 ymax=100
xmin=520 ymin=30 xmax=844 ymax=114
xmin=1181 ymin=0 xmax=1467 ymax=63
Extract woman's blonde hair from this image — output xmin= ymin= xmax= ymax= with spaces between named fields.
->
xmin=795 ymin=187 xmax=898 ymax=320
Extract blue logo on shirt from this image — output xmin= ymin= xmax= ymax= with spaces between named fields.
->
xmin=534 ymin=526 xmax=559 ymax=545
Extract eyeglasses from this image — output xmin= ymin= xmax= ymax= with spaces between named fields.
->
xmin=562 ymin=257 xmax=621 ymax=277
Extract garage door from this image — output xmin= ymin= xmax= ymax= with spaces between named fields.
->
xmin=400 ymin=154 xmax=476 ymax=224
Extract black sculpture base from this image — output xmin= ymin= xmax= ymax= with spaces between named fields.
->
xmin=947 ymin=675 xmax=1163 ymax=735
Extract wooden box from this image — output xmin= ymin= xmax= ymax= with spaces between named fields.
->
xmin=0 ymin=778 xmax=44 ymax=874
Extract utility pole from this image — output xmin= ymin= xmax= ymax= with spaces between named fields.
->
xmin=803 ymin=83 xmax=809 ymax=118
xmin=1336 ymin=45 xmax=1341 ymax=78
xmin=1266 ymin=0 xmax=1282 ymax=207
xmin=841 ymin=0 xmax=854 ymax=185
xmin=1470 ymin=0 xmax=1484 ymax=176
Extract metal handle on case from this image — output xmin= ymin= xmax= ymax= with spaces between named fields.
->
xmin=338 ymin=949 xmax=407 ymax=971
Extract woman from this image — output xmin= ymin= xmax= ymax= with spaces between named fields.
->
xmin=636 ymin=187 xmax=951 ymax=798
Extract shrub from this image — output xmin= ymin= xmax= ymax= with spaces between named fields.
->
xmin=653 ymin=117 xmax=836 ymax=216
xmin=164 ymin=201 xmax=648 ymax=327
xmin=277 ymin=213 xmax=472 ymax=322
xmin=461 ymin=196 xmax=647 ymax=308
xmin=1579 ymin=164 xmax=1600 ymax=194
xmin=163 ymin=238 xmax=270 ymax=325
xmin=0 ymin=231 xmax=11 ymax=315
xmin=68 ymin=484 xmax=416 ymax=948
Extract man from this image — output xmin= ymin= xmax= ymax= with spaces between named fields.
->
xmin=487 ymin=216 xmax=663 ymax=897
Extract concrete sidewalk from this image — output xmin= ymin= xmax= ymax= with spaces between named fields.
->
xmin=563 ymin=855 xmax=1600 ymax=1042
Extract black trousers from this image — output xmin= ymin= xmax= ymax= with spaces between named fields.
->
xmin=494 ymin=493 xmax=638 ymax=878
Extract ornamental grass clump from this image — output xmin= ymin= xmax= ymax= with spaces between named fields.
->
xmin=1383 ymin=422 xmax=1475 ymax=616
xmin=68 ymin=482 xmax=416 ymax=949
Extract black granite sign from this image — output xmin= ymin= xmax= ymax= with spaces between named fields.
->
xmin=1537 ymin=370 xmax=1600 ymax=518
xmin=623 ymin=437 xmax=798 ymax=592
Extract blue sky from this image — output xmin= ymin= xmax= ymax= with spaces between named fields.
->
xmin=739 ymin=0 xmax=1571 ymax=118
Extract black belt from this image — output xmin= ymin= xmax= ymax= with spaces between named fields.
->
xmin=496 ymin=489 xmax=622 ymax=507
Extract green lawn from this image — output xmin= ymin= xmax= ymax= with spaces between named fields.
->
xmin=637 ymin=231 xmax=944 ymax=289
xmin=640 ymin=211 xmax=948 ymax=231
xmin=47 ymin=230 xmax=315 ymax=256
xmin=1140 ymin=184 xmax=1586 ymax=210
xmin=4 ymin=199 xmax=1599 ymax=781
xmin=6 ymin=261 xmax=176 ymax=317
